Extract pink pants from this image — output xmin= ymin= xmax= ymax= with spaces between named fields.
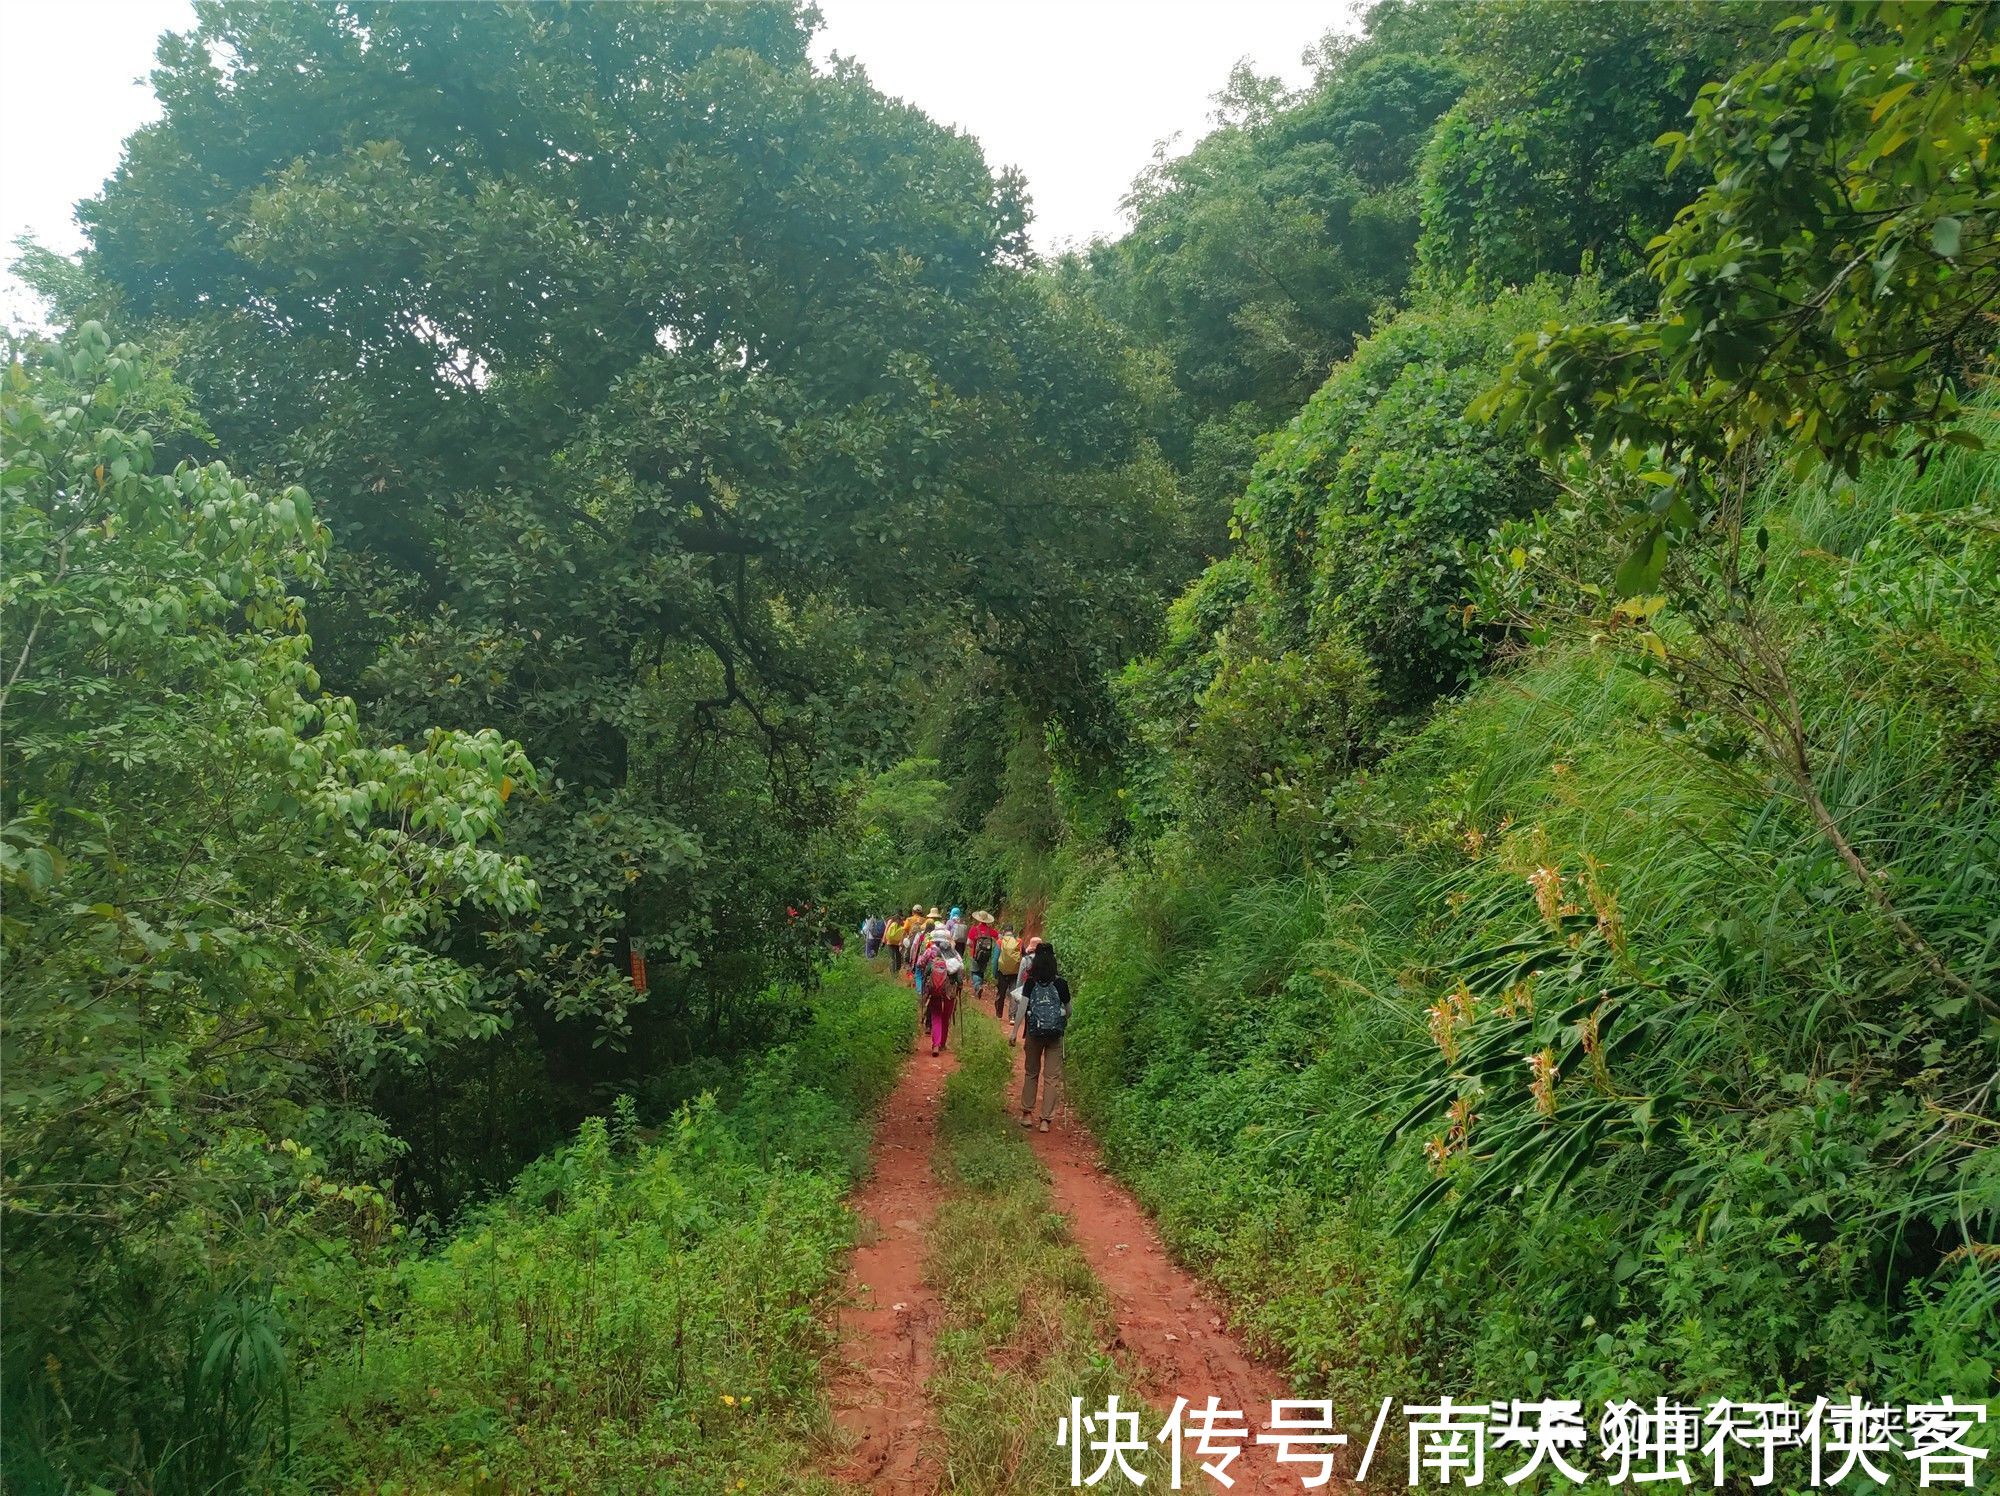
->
xmin=926 ymin=994 xmax=955 ymax=1050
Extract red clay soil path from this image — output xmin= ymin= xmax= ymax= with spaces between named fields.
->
xmin=825 ymin=1017 xmax=958 ymax=1493
xmin=828 ymin=984 xmax=1309 ymax=1494
xmin=990 ymin=1007 xmax=1309 ymax=1495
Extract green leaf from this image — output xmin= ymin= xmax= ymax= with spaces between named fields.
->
xmin=1869 ymin=80 xmax=1917 ymax=121
xmin=1613 ymin=527 xmax=1668 ymax=599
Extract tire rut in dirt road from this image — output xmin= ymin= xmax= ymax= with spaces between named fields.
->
xmin=826 ymin=1020 xmax=958 ymax=1494
xmin=989 ymin=1008 xmax=1309 ymax=1494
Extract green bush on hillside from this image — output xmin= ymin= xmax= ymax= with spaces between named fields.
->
xmin=1187 ymin=634 xmax=1378 ymax=833
xmin=1237 ymin=281 xmax=1603 ymax=713
xmin=1115 ymin=557 xmax=1378 ymax=844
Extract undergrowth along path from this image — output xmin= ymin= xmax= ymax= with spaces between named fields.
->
xmin=825 ymin=986 xmax=959 ymax=1493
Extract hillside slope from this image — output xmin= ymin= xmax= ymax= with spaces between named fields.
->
xmin=1051 ymin=429 xmax=1999 ymax=1417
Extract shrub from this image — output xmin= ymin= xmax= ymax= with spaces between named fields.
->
xmin=1187 ymin=632 xmax=1377 ymax=831
xmin=1236 ymin=281 xmax=1601 ymax=711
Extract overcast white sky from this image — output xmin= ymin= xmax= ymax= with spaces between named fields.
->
xmin=0 ymin=0 xmax=1357 ymax=325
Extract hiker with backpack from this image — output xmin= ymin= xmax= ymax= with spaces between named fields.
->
xmin=916 ymin=925 xmax=963 ymax=1057
xmin=912 ymin=914 xmax=950 ymax=999
xmin=1000 ymin=928 xmax=1032 ymax=1032
xmin=995 ymin=925 xmax=1023 ymax=1021
xmin=1005 ymin=935 xmax=1039 ymax=1045
xmin=907 ymin=906 xmax=937 ymax=993
xmin=1016 ymin=941 xmax=1071 ymax=1130
xmin=965 ymin=909 xmax=999 ymax=1012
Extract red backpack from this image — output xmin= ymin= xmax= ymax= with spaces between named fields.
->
xmin=924 ymin=960 xmax=952 ymax=1002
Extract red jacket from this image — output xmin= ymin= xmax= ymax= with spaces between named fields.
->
xmin=966 ymin=922 xmax=999 ymax=957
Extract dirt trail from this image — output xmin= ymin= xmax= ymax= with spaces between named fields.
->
xmin=829 ymin=978 xmax=1305 ymax=1493
xmin=825 ymin=1015 xmax=958 ymax=1493
xmin=993 ymin=1008 xmax=1307 ymax=1495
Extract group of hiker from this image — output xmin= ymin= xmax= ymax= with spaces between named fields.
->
xmin=856 ymin=904 xmax=1072 ymax=1130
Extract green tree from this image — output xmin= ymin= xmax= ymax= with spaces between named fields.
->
xmin=1079 ymin=6 xmax=1467 ymax=521
xmin=1 ymin=326 xmax=534 ymax=1488
xmin=1417 ymin=0 xmax=1766 ymax=299
xmin=1489 ymin=0 xmax=1998 ymax=526
xmin=58 ymin=1 xmax=1180 ymax=1170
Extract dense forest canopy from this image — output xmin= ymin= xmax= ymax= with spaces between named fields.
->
xmin=3 ymin=0 xmax=1995 ymax=1490
xmin=33 ymin=0 xmax=1188 ymax=1196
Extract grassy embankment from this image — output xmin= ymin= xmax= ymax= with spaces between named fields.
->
xmin=1050 ymin=433 xmax=1999 ymax=1424
xmin=282 ymin=962 xmax=912 ymax=1494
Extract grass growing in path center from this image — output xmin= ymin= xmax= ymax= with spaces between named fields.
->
xmin=925 ymin=1012 xmax=1168 ymax=1494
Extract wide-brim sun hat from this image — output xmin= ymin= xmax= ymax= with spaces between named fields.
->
xmin=928 ymin=907 xmax=943 ymax=919
xmin=972 ymin=910 xmax=993 ymax=924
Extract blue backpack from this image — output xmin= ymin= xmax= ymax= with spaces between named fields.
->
xmin=1024 ymin=979 xmax=1068 ymax=1038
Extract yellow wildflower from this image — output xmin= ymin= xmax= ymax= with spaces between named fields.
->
xmin=1426 ymin=997 xmax=1460 ymax=1062
xmin=1584 ymin=857 xmax=1625 ymax=955
xmin=1528 ymin=865 xmax=1564 ymax=928
xmin=1527 ymin=1049 xmax=1558 ymax=1116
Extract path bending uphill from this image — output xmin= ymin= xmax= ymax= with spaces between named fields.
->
xmin=827 ymin=973 xmax=1305 ymax=1493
